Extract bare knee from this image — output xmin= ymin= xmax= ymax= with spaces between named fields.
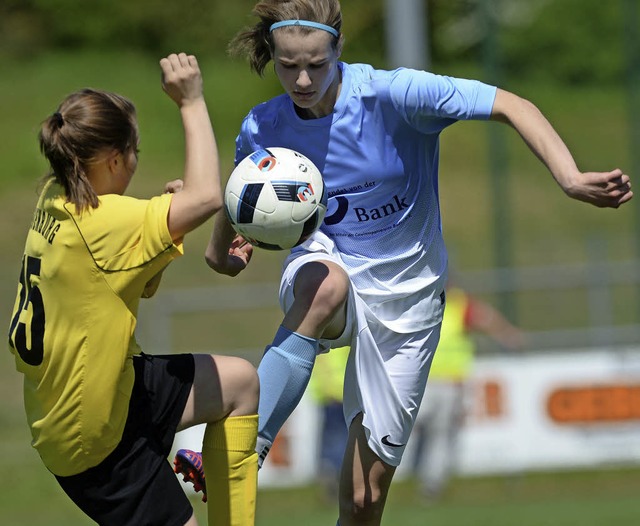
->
xmin=180 ymin=355 xmax=258 ymax=430
xmin=289 ymin=262 xmax=350 ymax=334
xmin=297 ymin=262 xmax=349 ymax=309
xmin=225 ymin=357 xmax=259 ymax=417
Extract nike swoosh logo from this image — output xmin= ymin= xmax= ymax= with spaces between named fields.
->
xmin=381 ymin=435 xmax=404 ymax=448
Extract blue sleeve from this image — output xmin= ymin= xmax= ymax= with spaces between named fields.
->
xmin=234 ymin=113 xmax=258 ymax=166
xmin=388 ymin=68 xmax=497 ymax=133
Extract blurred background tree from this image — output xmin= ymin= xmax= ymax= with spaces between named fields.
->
xmin=429 ymin=0 xmax=626 ymax=85
xmin=0 ymin=0 xmax=629 ymax=86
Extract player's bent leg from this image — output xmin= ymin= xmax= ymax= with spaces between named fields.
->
xmin=285 ymin=260 xmax=350 ymax=339
xmin=177 ymin=354 xmax=259 ymax=525
xmin=338 ymin=413 xmax=396 ymax=526
xmin=179 ymin=354 xmax=259 ymax=429
xmin=256 ymin=260 xmax=350 ymax=465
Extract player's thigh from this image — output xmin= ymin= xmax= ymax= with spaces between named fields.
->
xmin=339 ymin=413 xmax=396 ymax=521
xmin=179 ymin=354 xmax=258 ymax=429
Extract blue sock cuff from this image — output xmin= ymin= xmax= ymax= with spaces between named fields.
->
xmin=271 ymin=325 xmax=319 ymax=361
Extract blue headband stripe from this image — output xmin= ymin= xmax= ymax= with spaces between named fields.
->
xmin=270 ymin=20 xmax=339 ymax=38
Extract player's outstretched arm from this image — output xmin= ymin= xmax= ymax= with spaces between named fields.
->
xmin=205 ymin=212 xmax=254 ymax=277
xmin=489 ymin=88 xmax=632 ymax=209
xmin=160 ymin=52 xmax=223 ymax=241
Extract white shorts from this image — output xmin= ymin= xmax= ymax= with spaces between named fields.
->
xmin=280 ymin=249 xmax=440 ymax=467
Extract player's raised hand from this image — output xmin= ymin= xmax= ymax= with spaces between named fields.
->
xmin=563 ymin=168 xmax=632 ymax=208
xmin=160 ymin=52 xmax=203 ymax=107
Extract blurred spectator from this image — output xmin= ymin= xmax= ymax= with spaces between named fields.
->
xmin=411 ymin=284 xmax=525 ymax=502
xmin=308 ymin=346 xmax=350 ymax=501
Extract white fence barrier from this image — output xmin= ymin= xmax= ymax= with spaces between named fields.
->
xmin=173 ymin=346 xmax=640 ymax=488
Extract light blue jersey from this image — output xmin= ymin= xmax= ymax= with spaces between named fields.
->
xmin=236 ymin=62 xmax=497 ymax=332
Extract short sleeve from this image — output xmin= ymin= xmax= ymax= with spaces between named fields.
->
xmin=74 ymin=193 xmax=183 ymax=271
xmin=388 ymin=68 xmax=497 ymax=133
xmin=235 ymin=113 xmax=260 ymax=166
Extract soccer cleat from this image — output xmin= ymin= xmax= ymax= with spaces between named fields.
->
xmin=257 ymin=443 xmax=270 ymax=469
xmin=173 ymin=449 xmax=207 ymax=502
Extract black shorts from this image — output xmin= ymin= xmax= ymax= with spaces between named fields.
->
xmin=55 ymin=353 xmax=195 ymax=526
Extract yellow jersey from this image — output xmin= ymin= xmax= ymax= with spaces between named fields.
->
xmin=8 ymin=181 xmax=183 ymax=476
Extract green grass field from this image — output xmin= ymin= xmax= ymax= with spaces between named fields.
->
xmin=2 ymin=447 xmax=640 ymax=526
xmin=1 ymin=50 xmax=639 ymax=524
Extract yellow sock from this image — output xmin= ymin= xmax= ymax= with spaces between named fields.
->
xmin=202 ymin=414 xmax=258 ymax=526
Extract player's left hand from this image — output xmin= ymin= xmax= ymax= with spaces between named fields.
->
xmin=564 ymin=169 xmax=632 ymax=208
xmin=164 ymin=179 xmax=184 ymax=194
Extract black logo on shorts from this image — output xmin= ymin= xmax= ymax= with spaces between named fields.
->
xmin=381 ymin=435 xmax=404 ymax=448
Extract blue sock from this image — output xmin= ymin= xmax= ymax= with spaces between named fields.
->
xmin=256 ymin=326 xmax=318 ymax=458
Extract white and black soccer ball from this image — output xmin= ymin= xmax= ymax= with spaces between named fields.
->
xmin=224 ymin=147 xmax=327 ymax=250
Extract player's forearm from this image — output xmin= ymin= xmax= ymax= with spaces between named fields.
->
xmin=490 ymin=89 xmax=580 ymax=193
xmin=180 ymin=99 xmax=223 ymax=211
xmin=205 ymin=211 xmax=237 ymax=270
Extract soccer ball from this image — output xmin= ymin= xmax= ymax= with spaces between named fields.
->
xmin=224 ymin=147 xmax=327 ymax=250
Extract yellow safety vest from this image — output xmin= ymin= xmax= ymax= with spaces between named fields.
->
xmin=309 ymin=346 xmax=350 ymax=404
xmin=428 ymin=287 xmax=475 ymax=381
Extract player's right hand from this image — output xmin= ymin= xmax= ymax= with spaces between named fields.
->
xmin=207 ymin=235 xmax=254 ymax=277
xmin=224 ymin=235 xmax=254 ymax=276
xmin=563 ymin=168 xmax=633 ymax=208
xmin=160 ymin=52 xmax=203 ymax=107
